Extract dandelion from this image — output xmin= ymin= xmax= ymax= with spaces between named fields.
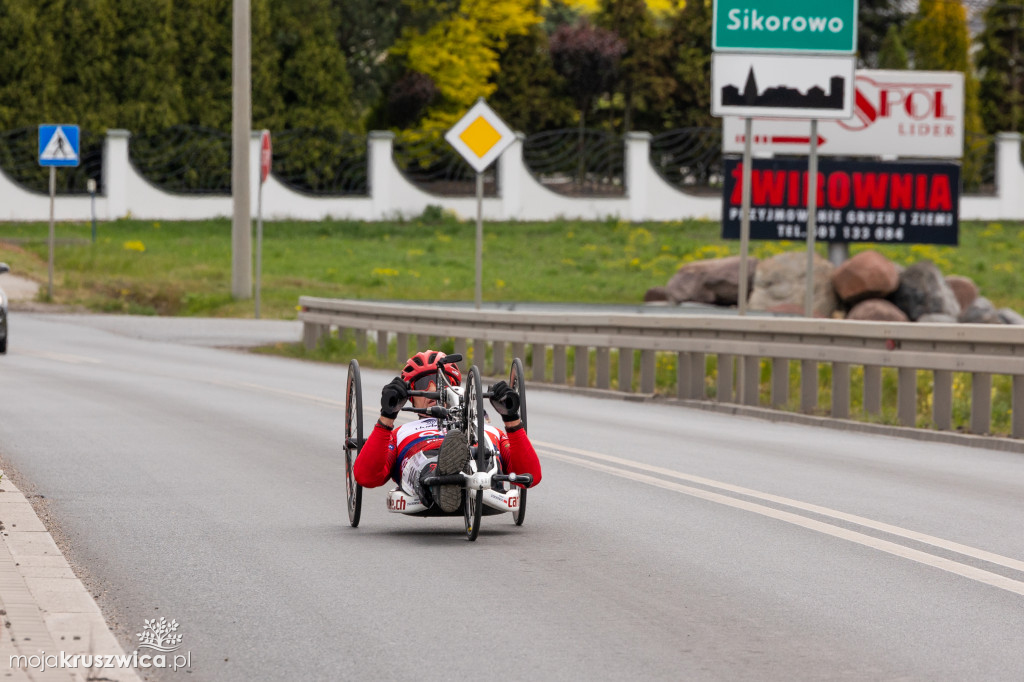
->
xmin=123 ymin=240 xmax=145 ymax=252
xmin=495 ymin=279 xmax=506 ymax=288
xmin=152 ymin=222 xmax=161 ymax=229
xmin=371 ymin=267 xmax=399 ymax=277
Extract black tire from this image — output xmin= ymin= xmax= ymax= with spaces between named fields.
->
xmin=463 ymin=366 xmax=486 ymax=540
xmin=345 ymin=359 xmax=364 ymax=527
xmin=509 ymin=357 xmax=527 ymax=526
xmin=509 ymin=357 xmax=527 ymax=433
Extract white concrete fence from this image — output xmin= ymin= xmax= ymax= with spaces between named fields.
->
xmin=298 ymin=297 xmax=1024 ymax=441
xmin=2 ymin=129 xmax=1022 ymax=223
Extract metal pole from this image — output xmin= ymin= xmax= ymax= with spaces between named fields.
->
xmin=475 ymin=172 xmax=483 ymax=310
xmin=255 ymin=180 xmax=263 ymax=318
xmin=738 ymin=117 xmax=753 ymax=316
xmin=47 ymin=167 xmax=55 ymax=299
xmin=231 ymin=0 xmax=252 ymax=299
xmin=88 ymin=178 xmax=97 ymax=244
xmin=804 ymin=119 xmax=819 ymax=318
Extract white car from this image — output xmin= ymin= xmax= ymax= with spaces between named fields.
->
xmin=0 ymin=262 xmax=8 ymax=354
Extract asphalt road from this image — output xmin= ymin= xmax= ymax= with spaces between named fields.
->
xmin=1 ymin=313 xmax=1023 ymax=681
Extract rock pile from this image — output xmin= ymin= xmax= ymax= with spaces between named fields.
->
xmin=646 ymin=249 xmax=1023 ymax=324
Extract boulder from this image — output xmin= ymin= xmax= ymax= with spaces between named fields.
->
xmin=664 ymin=255 xmax=756 ymax=306
xmin=846 ymin=299 xmax=909 ymax=322
xmin=999 ymin=308 xmax=1024 ymax=325
xmin=958 ymin=296 xmax=1003 ymax=324
xmin=888 ymin=261 xmax=961 ymax=321
xmin=748 ymin=251 xmax=837 ymax=318
xmin=644 ymin=286 xmax=671 ymax=303
xmin=917 ymin=313 xmax=958 ymax=324
xmin=831 ymin=250 xmax=900 ymax=304
xmin=945 ymin=275 xmax=979 ymax=311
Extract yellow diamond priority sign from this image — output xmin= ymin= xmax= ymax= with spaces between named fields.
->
xmin=445 ymin=99 xmax=515 ymax=174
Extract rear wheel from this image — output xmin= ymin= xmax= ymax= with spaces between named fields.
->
xmin=463 ymin=366 xmax=486 ymax=540
xmin=509 ymin=357 xmax=528 ymax=526
xmin=344 ymin=359 xmax=364 ymax=527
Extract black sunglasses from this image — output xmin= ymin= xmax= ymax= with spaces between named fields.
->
xmin=412 ymin=375 xmax=436 ymax=391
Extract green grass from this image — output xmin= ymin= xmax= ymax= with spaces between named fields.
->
xmin=3 ymin=214 xmax=1023 ymax=317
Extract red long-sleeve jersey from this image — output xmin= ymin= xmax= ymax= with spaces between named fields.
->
xmin=353 ymin=417 xmax=542 ymax=489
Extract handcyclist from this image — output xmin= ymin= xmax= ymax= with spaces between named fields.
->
xmin=353 ymin=349 xmax=542 ymax=513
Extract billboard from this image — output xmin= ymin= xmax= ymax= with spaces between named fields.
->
xmin=722 ymin=157 xmax=960 ymax=244
xmin=722 ymin=70 xmax=964 ymax=157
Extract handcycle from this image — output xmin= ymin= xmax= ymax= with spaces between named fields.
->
xmin=343 ymin=353 xmax=531 ymax=541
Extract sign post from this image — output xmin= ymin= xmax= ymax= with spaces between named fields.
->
xmin=254 ymin=130 xmax=271 ymax=319
xmin=712 ymin=0 xmax=857 ymax=317
xmin=38 ymin=124 xmax=80 ymax=300
xmin=444 ymin=99 xmax=515 ymax=311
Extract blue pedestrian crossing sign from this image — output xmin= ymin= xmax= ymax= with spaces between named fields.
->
xmin=38 ymin=124 xmax=80 ymax=167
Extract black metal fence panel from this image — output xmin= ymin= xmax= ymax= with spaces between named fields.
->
xmin=129 ymin=126 xmax=231 ymax=195
xmin=392 ymin=133 xmax=497 ymax=197
xmin=650 ymin=127 xmax=723 ymax=195
xmin=0 ymin=127 xmax=103 ymax=195
xmin=523 ymin=128 xmax=624 ymax=196
xmin=270 ymin=129 xmax=368 ymax=196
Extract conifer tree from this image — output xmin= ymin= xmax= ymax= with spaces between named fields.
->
xmin=975 ymin=0 xmax=1024 ymax=134
xmin=877 ymin=24 xmax=909 ymax=70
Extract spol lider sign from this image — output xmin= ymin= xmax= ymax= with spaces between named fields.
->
xmin=713 ymin=0 xmax=858 ymax=54
xmin=721 ymin=157 xmax=960 ymax=245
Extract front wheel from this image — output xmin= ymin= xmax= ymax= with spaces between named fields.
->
xmin=344 ymin=359 xmax=364 ymax=527
xmin=464 ymin=487 xmax=483 ymax=541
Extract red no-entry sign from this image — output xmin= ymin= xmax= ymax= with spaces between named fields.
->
xmin=260 ymin=130 xmax=272 ymax=184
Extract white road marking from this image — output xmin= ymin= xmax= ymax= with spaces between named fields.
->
xmin=539 ymin=446 xmax=1024 ymax=596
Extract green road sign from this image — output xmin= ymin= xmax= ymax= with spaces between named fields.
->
xmin=713 ymin=0 xmax=857 ymax=54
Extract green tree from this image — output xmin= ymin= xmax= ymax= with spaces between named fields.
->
xmin=658 ymin=0 xmax=713 ymax=129
xmin=858 ymin=0 xmax=911 ymax=68
xmin=876 ymin=24 xmax=909 ymax=70
xmin=906 ymin=0 xmax=985 ymax=191
xmin=114 ymin=0 xmax=183 ymax=132
xmin=975 ymin=0 xmax=1024 ymax=134
xmin=330 ymin=0 xmax=409 ymax=120
xmin=171 ymin=0 xmax=232 ymax=128
xmin=596 ymin=0 xmax=674 ymax=133
xmin=390 ymin=0 xmax=541 ymax=137
xmin=490 ymin=26 xmax=576 ymax=132
xmin=0 ymin=0 xmax=60 ymax=129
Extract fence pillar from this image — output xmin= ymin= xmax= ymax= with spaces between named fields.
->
xmin=368 ymin=131 xmax=395 ymax=220
xmin=971 ymin=372 xmax=992 ymax=435
xmin=625 ymin=132 xmax=652 ymax=222
xmin=103 ymin=129 xmax=131 ymax=219
xmin=933 ymin=370 xmax=952 ymax=431
xmin=500 ymin=133 xmax=526 ymax=220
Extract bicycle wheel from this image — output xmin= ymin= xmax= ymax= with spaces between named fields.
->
xmin=345 ymin=359 xmax=364 ymax=527
xmin=463 ymin=366 xmax=486 ymax=540
xmin=512 ymin=486 xmax=527 ymax=526
xmin=509 ymin=357 xmax=528 ymax=433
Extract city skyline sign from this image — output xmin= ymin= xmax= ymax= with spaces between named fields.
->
xmin=711 ymin=53 xmax=855 ymax=119
xmin=713 ymin=0 xmax=858 ymax=54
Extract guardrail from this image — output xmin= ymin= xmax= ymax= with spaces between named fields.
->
xmin=298 ymin=297 xmax=1024 ymax=439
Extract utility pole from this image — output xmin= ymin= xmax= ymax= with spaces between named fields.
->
xmin=231 ymin=0 xmax=252 ymax=299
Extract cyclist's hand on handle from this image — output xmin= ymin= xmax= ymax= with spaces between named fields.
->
xmin=380 ymin=377 xmax=410 ymax=419
xmin=489 ymin=380 xmax=520 ymax=422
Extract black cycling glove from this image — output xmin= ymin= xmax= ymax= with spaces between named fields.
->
xmin=488 ymin=381 xmax=520 ymax=422
xmin=380 ymin=376 xmax=410 ymax=419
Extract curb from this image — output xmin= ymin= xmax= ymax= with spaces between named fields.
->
xmin=0 ymin=475 xmax=141 ymax=682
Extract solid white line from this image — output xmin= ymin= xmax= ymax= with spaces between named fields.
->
xmin=539 ymin=448 xmax=1024 ymax=596
xmin=536 ymin=440 xmax=1024 ymax=575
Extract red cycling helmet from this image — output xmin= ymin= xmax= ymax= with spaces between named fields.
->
xmin=401 ymin=349 xmax=462 ymax=388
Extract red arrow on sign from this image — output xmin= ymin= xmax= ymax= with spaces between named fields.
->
xmin=735 ymin=135 xmax=827 ymax=146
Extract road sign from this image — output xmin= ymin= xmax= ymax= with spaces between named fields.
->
xmin=444 ymin=99 xmax=515 ymax=174
xmin=259 ymin=130 xmax=272 ymax=184
xmin=38 ymin=124 xmax=80 ymax=167
xmin=713 ymin=0 xmax=858 ymax=54
xmin=712 ymin=53 xmax=855 ymax=119
xmin=722 ymin=70 xmax=964 ymax=158
xmin=721 ymin=157 xmax=960 ymax=245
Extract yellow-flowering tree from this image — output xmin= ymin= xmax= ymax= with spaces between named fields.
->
xmin=391 ymin=0 xmax=541 ymax=137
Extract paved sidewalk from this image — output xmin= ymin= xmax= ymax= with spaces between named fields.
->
xmin=0 ymin=475 xmax=140 ymax=682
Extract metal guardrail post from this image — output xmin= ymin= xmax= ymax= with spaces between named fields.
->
xmin=690 ymin=353 xmax=706 ymax=400
xmin=575 ymin=346 xmax=590 ymax=388
xmin=718 ymin=355 xmax=734 ymax=403
xmin=474 ymin=339 xmax=486 ymax=371
xmin=864 ymin=365 xmax=882 ymax=416
xmin=898 ymin=368 xmax=917 ymax=427
xmin=377 ymin=330 xmax=388 ymax=360
xmin=771 ymin=358 xmax=789 ymax=408
xmin=800 ymin=360 xmax=817 ymax=413
xmin=1014 ymin=375 xmax=1024 ymax=439
xmin=832 ymin=363 xmax=850 ymax=419
xmin=492 ymin=341 xmax=505 ymax=376
xmin=531 ymin=344 xmax=546 ymax=381
xmin=553 ymin=345 xmax=567 ymax=385
xmin=618 ymin=349 xmax=634 ymax=393
xmin=740 ymin=356 xmax=759 ymax=406
xmin=640 ymin=350 xmax=656 ymax=394
xmin=971 ymin=372 xmax=992 ymax=435
xmin=596 ymin=348 xmax=611 ymax=389
xmin=396 ymin=333 xmax=408 ymax=364
xmin=933 ymin=370 xmax=952 ymax=431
